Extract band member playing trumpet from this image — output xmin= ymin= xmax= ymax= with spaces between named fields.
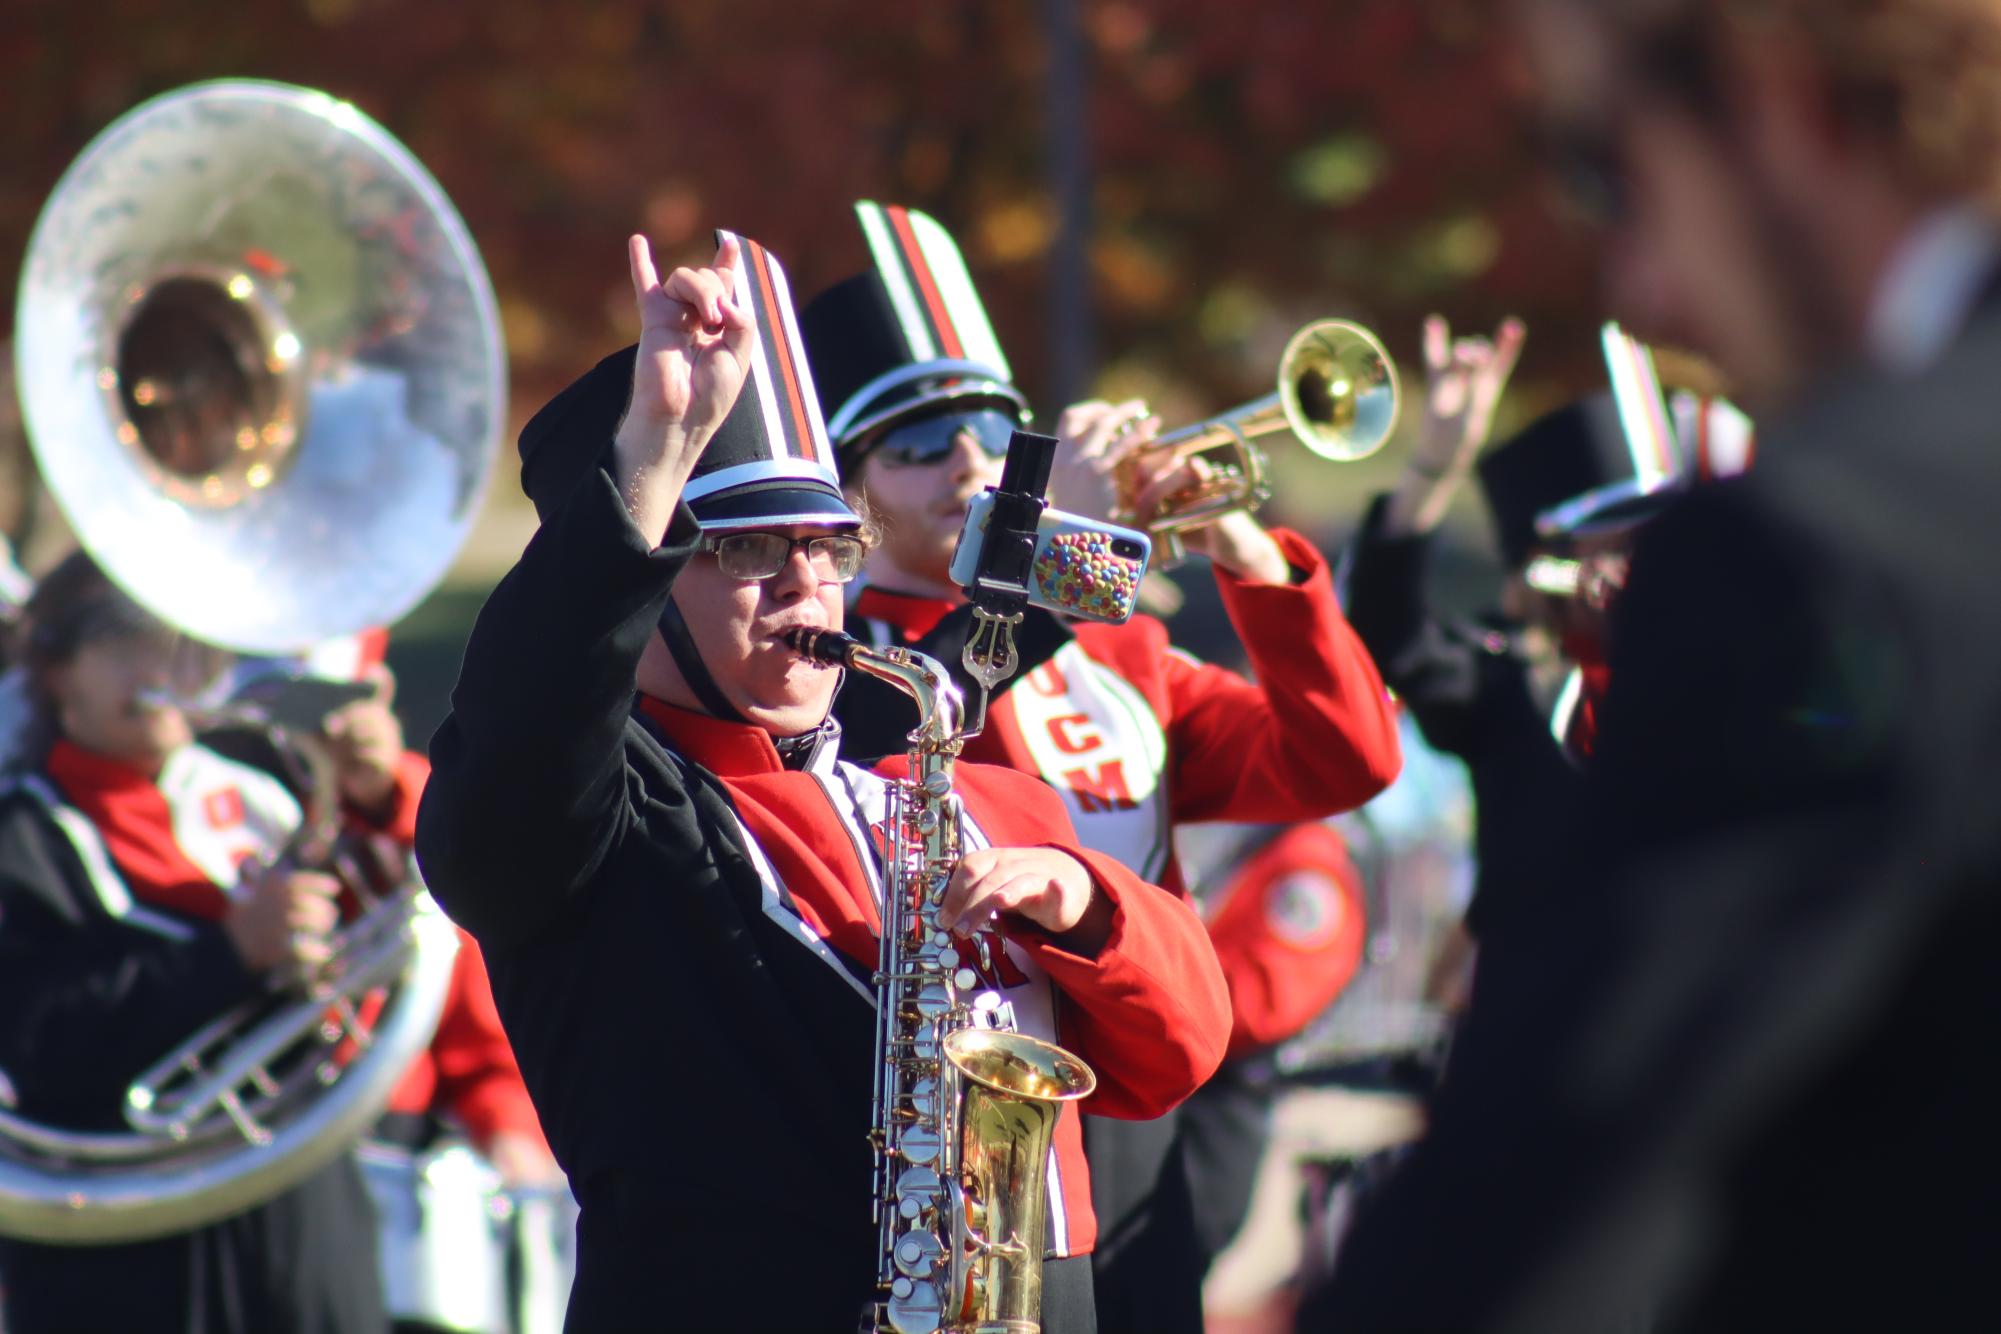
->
xmin=0 ymin=553 xmax=397 ymax=1334
xmin=799 ymin=202 xmax=1401 ymax=1334
xmin=413 ymin=231 xmax=1231 ymax=1333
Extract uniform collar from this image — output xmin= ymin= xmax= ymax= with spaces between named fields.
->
xmin=634 ymin=695 xmax=841 ymax=776
xmin=852 ymin=583 xmax=957 ymax=641
xmin=45 ymin=737 xmax=170 ymax=793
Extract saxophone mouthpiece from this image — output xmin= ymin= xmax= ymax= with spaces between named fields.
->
xmin=785 ymin=626 xmax=861 ymax=666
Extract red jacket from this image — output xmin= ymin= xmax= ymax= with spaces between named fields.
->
xmin=1201 ymin=823 xmax=1367 ymax=1059
xmin=854 ymin=527 xmax=1402 ymax=896
xmin=385 ymin=925 xmax=548 ymax=1152
xmin=636 ymin=695 xmax=1233 ymax=1255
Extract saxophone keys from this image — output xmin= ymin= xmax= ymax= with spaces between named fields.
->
xmin=895 ymin=1164 xmax=944 ymax=1219
xmin=894 ymin=1227 xmax=944 ymax=1277
xmin=886 ymin=1279 xmax=944 ymax=1334
xmin=907 ymin=1076 xmax=941 ymax=1121
xmin=896 ymin=1124 xmax=944 ymax=1166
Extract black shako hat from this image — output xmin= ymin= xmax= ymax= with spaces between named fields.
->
xmin=799 ymin=202 xmax=1029 ymax=474
xmin=518 ymin=230 xmax=856 ymax=533
xmin=1477 ymin=392 xmax=1676 ymax=566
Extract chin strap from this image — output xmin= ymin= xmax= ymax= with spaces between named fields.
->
xmin=656 ymin=596 xmax=746 ymax=724
xmin=773 ymin=714 xmax=842 ymax=772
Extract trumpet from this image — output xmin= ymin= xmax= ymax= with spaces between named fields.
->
xmin=1115 ymin=319 xmax=1401 ymax=554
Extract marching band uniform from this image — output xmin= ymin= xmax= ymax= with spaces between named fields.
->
xmin=414 ymin=236 xmax=1231 ymax=1333
xmin=801 ymin=202 xmax=1399 ymax=1334
xmin=1198 ymin=823 xmax=1366 ymax=1065
xmin=0 ymin=722 xmax=416 ymax=1333
xmin=1344 ymin=398 xmax=1637 ymax=943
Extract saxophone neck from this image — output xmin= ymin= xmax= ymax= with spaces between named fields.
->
xmin=787 ymin=627 xmax=967 ymax=750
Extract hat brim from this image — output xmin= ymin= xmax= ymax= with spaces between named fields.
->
xmin=835 ymin=383 xmax=1031 ymax=475
xmin=691 ymin=478 xmax=861 ymax=532
xmin=1534 ymin=476 xmax=1681 ymax=541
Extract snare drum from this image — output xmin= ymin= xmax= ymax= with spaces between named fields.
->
xmin=359 ymin=1140 xmax=512 ymax=1334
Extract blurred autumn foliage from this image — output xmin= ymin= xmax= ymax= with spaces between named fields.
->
xmin=1 ymin=0 xmax=1611 ymax=552
xmin=1 ymin=0 xmax=1611 ymax=409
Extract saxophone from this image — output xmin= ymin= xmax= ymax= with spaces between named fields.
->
xmin=788 ymin=629 xmax=1097 ymax=1334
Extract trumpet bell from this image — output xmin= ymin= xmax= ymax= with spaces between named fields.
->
xmin=1279 ymin=319 xmax=1401 ymax=462
xmin=13 ymin=80 xmax=505 ymax=654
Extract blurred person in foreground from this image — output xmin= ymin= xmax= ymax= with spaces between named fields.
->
xmin=801 ymin=202 xmax=1403 ymax=1334
xmin=1308 ymin=1 xmax=2001 ymax=1329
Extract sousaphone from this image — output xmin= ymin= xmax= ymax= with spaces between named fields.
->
xmin=0 ymin=79 xmax=503 ymax=1242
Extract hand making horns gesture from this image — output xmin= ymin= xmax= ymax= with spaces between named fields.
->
xmin=614 ymin=232 xmax=758 ymax=483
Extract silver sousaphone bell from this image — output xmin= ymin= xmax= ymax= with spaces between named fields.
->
xmin=13 ymin=78 xmax=503 ymax=653
xmin=0 ymin=80 xmax=502 ymax=1244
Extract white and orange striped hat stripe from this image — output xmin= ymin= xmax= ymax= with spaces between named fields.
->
xmin=854 ymin=202 xmax=1011 ymax=381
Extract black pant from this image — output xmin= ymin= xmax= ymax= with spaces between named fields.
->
xmin=1082 ymin=1112 xmax=1205 ymax=1334
xmin=0 ymin=1156 xmax=386 ymax=1334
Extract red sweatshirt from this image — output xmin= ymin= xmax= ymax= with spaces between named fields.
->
xmin=1200 ymin=822 xmax=1367 ymax=1059
xmin=635 ymin=695 xmax=1233 ymax=1255
xmin=852 ymin=527 xmax=1402 ymax=899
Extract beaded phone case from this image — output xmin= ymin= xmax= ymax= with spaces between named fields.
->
xmin=949 ymin=494 xmax=1151 ymax=625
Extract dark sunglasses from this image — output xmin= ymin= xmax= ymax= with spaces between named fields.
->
xmin=702 ymin=531 xmax=867 ymax=583
xmin=864 ymin=408 xmax=1018 ymax=468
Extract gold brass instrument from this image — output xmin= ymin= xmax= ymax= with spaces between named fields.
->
xmin=0 ymin=79 xmax=503 ymax=1243
xmin=1115 ymin=319 xmax=1401 ymax=557
xmin=788 ymin=628 xmax=1097 ymax=1334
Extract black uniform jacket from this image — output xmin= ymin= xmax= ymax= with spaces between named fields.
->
xmin=0 ymin=773 xmax=384 ymax=1334
xmin=418 ymin=449 xmax=1234 ymax=1332
xmin=416 ymin=473 xmax=884 ymax=1331
xmin=1310 ymin=309 xmax=2001 ymax=1329
xmin=1344 ymin=495 xmax=1585 ymax=942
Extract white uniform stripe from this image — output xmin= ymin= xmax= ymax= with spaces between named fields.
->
xmin=908 ymin=208 xmax=1010 ymax=380
xmin=858 ymin=204 xmax=938 ymax=363
xmin=1549 ymin=666 xmax=1586 ymax=751
xmin=817 ymin=765 xmax=886 ymax=913
xmin=5 ymin=775 xmax=192 ymax=942
xmin=727 ymin=803 xmax=876 ymax=1005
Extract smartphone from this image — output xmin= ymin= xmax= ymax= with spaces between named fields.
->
xmin=950 ymin=493 xmax=1152 ymax=625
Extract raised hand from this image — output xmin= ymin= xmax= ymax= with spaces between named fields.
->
xmin=1385 ymin=314 xmax=1527 ymax=537
xmin=1413 ymin=314 xmax=1527 ymax=476
xmin=614 ymin=233 xmax=758 ymax=539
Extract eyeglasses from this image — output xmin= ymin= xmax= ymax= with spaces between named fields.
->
xmin=702 ymin=531 xmax=867 ymax=583
xmin=866 ymin=408 xmax=1018 ymax=468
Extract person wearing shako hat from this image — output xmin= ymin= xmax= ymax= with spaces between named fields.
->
xmin=1346 ymin=318 xmax=1751 ymax=947
xmin=800 ymin=202 xmax=1403 ymax=1334
xmin=413 ymin=229 xmax=1231 ymax=1333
